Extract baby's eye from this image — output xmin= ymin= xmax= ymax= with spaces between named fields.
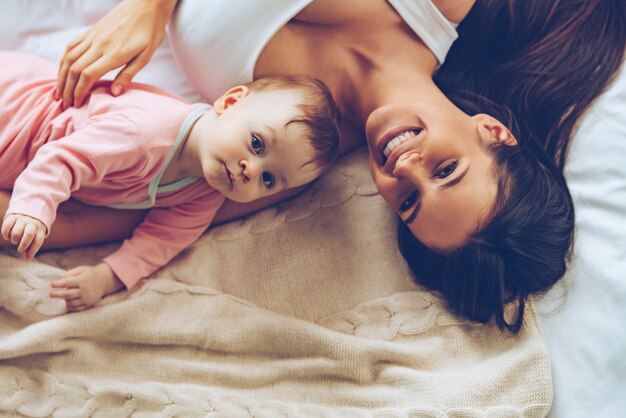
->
xmin=251 ymin=135 xmax=264 ymax=155
xmin=262 ymin=172 xmax=275 ymax=188
xmin=434 ymin=160 xmax=458 ymax=179
xmin=399 ymin=191 xmax=418 ymax=212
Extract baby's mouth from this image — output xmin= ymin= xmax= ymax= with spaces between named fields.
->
xmin=224 ymin=164 xmax=234 ymax=186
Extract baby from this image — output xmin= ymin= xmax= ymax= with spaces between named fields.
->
xmin=0 ymin=51 xmax=340 ymax=311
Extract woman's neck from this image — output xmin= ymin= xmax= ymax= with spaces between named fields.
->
xmin=343 ymin=37 xmax=439 ymax=125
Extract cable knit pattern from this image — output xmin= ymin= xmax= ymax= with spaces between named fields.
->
xmin=0 ymin=365 xmax=547 ymax=417
xmin=318 ymin=291 xmax=466 ymax=340
xmin=0 ymin=254 xmax=66 ymax=320
xmin=0 ymin=148 xmax=552 ymax=417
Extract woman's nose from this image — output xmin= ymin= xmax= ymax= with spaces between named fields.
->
xmin=392 ymin=151 xmax=423 ymax=179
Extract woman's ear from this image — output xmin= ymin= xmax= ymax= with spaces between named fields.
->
xmin=213 ymin=86 xmax=250 ymax=115
xmin=473 ymin=113 xmax=518 ymax=146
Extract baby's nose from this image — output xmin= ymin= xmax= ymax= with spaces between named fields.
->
xmin=239 ymin=159 xmax=257 ymax=182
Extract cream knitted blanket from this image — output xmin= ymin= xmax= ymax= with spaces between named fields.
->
xmin=0 ymin=149 xmax=552 ymax=417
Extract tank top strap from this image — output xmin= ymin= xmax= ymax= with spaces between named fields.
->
xmin=386 ymin=0 xmax=459 ymax=64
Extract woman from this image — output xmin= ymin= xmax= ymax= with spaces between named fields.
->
xmin=399 ymin=0 xmax=625 ymax=331
xmin=1 ymin=0 xmax=623 ymax=331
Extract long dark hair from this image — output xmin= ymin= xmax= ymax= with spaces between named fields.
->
xmin=437 ymin=0 xmax=626 ymax=169
xmin=399 ymin=0 xmax=626 ymax=332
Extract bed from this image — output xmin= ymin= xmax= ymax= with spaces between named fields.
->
xmin=0 ymin=2 xmax=624 ymax=417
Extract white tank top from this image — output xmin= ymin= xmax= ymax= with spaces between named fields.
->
xmin=169 ymin=0 xmax=458 ymax=102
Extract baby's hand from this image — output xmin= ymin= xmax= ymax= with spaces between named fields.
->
xmin=1 ymin=214 xmax=47 ymax=259
xmin=50 ymin=263 xmax=124 ymax=312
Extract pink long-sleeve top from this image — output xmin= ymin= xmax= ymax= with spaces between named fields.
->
xmin=0 ymin=52 xmax=225 ymax=289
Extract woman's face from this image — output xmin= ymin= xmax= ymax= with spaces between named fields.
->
xmin=365 ymin=99 xmax=513 ymax=251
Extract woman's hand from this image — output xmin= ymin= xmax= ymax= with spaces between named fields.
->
xmin=49 ymin=263 xmax=125 ymax=312
xmin=1 ymin=214 xmax=47 ymax=260
xmin=55 ymin=0 xmax=178 ymax=109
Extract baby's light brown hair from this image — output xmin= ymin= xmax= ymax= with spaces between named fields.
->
xmin=246 ymin=75 xmax=341 ymax=172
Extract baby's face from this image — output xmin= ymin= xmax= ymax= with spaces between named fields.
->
xmin=199 ymin=88 xmax=323 ymax=203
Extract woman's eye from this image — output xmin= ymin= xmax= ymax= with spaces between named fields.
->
xmin=262 ymin=172 xmax=275 ymax=188
xmin=399 ymin=191 xmax=417 ymax=212
xmin=251 ymin=135 xmax=264 ymax=155
xmin=434 ymin=161 xmax=458 ymax=179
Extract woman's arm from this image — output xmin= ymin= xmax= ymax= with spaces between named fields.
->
xmin=56 ymin=0 xmax=178 ymax=109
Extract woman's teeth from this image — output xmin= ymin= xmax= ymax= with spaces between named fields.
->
xmin=382 ymin=129 xmax=421 ymax=160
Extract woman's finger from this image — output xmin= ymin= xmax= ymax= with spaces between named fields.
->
xmin=73 ymin=53 xmax=128 ymax=107
xmin=65 ymin=31 xmax=88 ymax=52
xmin=56 ymin=36 xmax=91 ymax=101
xmin=62 ymin=48 xmax=104 ymax=109
xmin=110 ymin=49 xmax=151 ymax=96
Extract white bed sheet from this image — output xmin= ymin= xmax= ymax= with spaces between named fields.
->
xmin=1 ymin=2 xmax=624 ymax=417
xmin=537 ymin=62 xmax=626 ymax=418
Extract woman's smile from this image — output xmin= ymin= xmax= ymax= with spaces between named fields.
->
xmin=383 ymin=130 xmax=426 ymax=172
xmin=382 ymin=128 xmax=422 ymax=162
xmin=364 ymin=103 xmax=428 ymax=167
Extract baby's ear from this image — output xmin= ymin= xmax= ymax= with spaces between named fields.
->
xmin=473 ymin=113 xmax=518 ymax=146
xmin=213 ymin=86 xmax=249 ymax=115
